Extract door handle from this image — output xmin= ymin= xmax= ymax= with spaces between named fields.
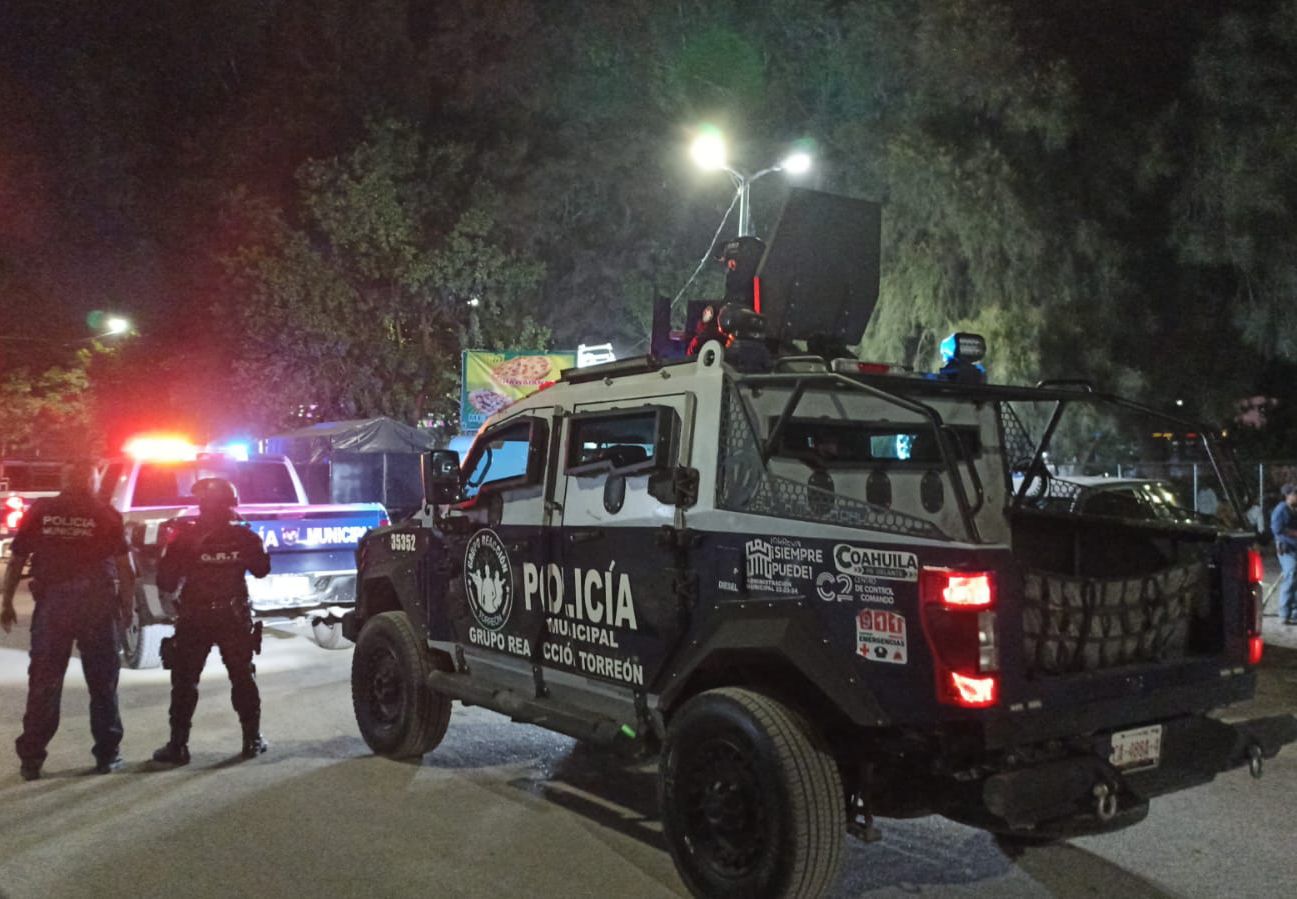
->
xmin=568 ymin=528 xmax=604 ymax=544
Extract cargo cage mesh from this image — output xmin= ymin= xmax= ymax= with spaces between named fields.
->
xmin=717 ymin=380 xmax=950 ymax=540
xmin=1021 ymin=561 xmax=1208 ymax=674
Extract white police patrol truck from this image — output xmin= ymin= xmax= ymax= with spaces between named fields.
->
xmin=100 ymin=438 xmax=387 ymax=666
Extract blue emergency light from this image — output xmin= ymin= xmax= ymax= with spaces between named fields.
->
xmin=937 ymin=332 xmax=987 ymax=384
xmin=940 ymin=332 xmax=987 ymax=365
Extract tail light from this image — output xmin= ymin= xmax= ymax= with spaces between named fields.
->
xmin=378 ymin=516 xmax=390 ymax=528
xmin=3 ymin=496 xmax=25 ymax=532
xmin=1245 ymin=548 xmax=1264 ymax=666
xmin=920 ymin=567 xmax=999 ymax=708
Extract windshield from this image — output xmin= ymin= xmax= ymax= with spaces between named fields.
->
xmin=133 ymin=460 xmax=298 ymax=506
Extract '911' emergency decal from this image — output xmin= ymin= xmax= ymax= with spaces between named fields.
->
xmin=857 ymin=609 xmax=908 ymax=664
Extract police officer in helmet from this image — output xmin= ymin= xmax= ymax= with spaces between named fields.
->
xmin=152 ymin=477 xmax=271 ymax=764
xmin=2 ymin=460 xmax=134 ymax=780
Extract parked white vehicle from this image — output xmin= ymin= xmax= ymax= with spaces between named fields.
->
xmin=101 ymin=437 xmax=387 ymax=667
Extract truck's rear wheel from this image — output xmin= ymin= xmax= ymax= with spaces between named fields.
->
xmin=120 ymin=588 xmax=172 ymax=670
xmin=660 ymin=688 xmax=845 ymax=899
xmin=351 ymin=611 xmax=451 ymax=758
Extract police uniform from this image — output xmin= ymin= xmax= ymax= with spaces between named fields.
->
xmin=7 ymin=484 xmax=129 ymax=777
xmin=153 ymin=479 xmax=271 ymax=763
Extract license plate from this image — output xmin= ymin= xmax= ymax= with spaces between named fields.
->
xmin=1109 ymin=724 xmax=1163 ymax=771
xmin=247 ymin=576 xmax=311 ymax=602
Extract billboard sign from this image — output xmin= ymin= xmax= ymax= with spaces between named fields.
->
xmin=460 ymin=350 xmax=576 ymax=432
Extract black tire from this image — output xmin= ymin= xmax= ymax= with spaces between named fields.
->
xmin=660 ymin=687 xmax=845 ymax=899
xmin=350 ymin=611 xmax=451 ymax=758
xmin=120 ymin=587 xmax=172 ymax=670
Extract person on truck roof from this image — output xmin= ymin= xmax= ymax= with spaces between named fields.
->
xmin=1 ymin=460 xmax=135 ymax=781
xmin=151 ymin=477 xmax=271 ymax=765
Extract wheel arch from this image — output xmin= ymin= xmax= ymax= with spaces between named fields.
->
xmin=655 ymin=613 xmax=890 ymax=734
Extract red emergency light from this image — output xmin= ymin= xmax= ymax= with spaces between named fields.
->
xmin=123 ymin=434 xmax=199 ymax=462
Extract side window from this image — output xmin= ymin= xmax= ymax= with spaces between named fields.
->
xmin=773 ymin=420 xmax=981 ymax=468
xmin=97 ymin=463 xmax=124 ymax=504
xmin=566 ymin=408 xmax=675 ymax=476
xmin=462 ymin=420 xmax=544 ymax=498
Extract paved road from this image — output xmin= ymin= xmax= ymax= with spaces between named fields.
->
xmin=1 ymin=585 xmax=1295 ymax=899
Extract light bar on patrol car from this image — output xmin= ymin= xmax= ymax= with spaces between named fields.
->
xmin=123 ymin=435 xmax=200 ymax=462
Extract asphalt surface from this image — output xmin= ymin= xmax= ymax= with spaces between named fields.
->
xmin=1 ymin=582 xmax=1295 ymax=899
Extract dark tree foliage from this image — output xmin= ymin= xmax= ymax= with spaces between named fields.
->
xmin=1 ymin=0 xmax=1295 ymax=448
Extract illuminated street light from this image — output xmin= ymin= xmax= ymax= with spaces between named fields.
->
xmin=781 ymin=151 xmax=812 ymax=176
xmin=689 ymin=129 xmax=728 ymax=172
xmin=104 ymin=316 xmax=131 ymax=335
xmin=690 ymin=127 xmax=813 ymax=237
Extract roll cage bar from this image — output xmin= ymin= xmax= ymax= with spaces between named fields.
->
xmin=728 ymin=368 xmax=1247 ymax=544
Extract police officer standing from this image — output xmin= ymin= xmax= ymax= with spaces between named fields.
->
xmin=1271 ymin=483 xmax=1297 ymax=626
xmin=151 ymin=477 xmax=271 ymax=765
xmin=1 ymin=460 xmax=134 ymax=781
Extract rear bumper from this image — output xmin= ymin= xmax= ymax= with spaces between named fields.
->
xmin=955 ymin=713 xmax=1297 ymax=838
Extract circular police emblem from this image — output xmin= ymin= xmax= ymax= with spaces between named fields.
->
xmin=463 ymin=529 xmax=513 ymax=631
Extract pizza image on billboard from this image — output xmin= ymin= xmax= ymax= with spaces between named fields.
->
xmin=491 ymin=355 xmax=555 ymax=386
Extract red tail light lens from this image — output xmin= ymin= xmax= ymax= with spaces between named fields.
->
xmin=1245 ymin=548 xmax=1264 ymax=665
xmin=940 ymin=573 xmax=995 ymax=608
xmin=949 ymin=671 xmax=998 ymax=707
xmin=920 ymin=567 xmax=999 ymax=708
xmin=3 ymin=496 xmax=25 ymax=531
xmin=1247 ymin=548 xmax=1264 ymax=585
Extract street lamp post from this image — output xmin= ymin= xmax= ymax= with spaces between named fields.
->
xmin=689 ymin=129 xmax=812 ymax=237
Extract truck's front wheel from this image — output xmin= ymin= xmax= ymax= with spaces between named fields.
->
xmin=660 ymin=688 xmax=845 ymax=899
xmin=351 ymin=612 xmax=451 ymax=758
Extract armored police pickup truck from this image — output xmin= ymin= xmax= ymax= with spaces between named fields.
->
xmin=343 ymin=190 xmax=1296 ymax=898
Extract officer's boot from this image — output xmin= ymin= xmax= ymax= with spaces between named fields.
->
xmin=240 ymin=720 xmax=268 ymax=759
xmin=152 ymin=727 xmax=191 ymax=766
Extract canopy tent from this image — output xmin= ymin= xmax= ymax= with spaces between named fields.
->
xmin=264 ymin=418 xmax=437 ymax=520
xmin=266 ymin=417 xmax=437 ymax=459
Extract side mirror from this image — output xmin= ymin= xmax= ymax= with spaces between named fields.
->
xmin=422 ymin=449 xmax=462 ymax=506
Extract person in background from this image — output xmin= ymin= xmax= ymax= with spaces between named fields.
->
xmin=1 ymin=460 xmax=134 ymax=780
xmin=1269 ymin=484 xmax=1297 ymax=626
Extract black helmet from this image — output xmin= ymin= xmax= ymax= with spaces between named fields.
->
xmin=192 ymin=477 xmax=239 ymax=512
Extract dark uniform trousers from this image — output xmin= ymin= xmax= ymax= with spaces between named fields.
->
xmin=16 ymin=578 xmax=123 ymax=766
xmin=169 ymin=601 xmax=259 ymax=743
